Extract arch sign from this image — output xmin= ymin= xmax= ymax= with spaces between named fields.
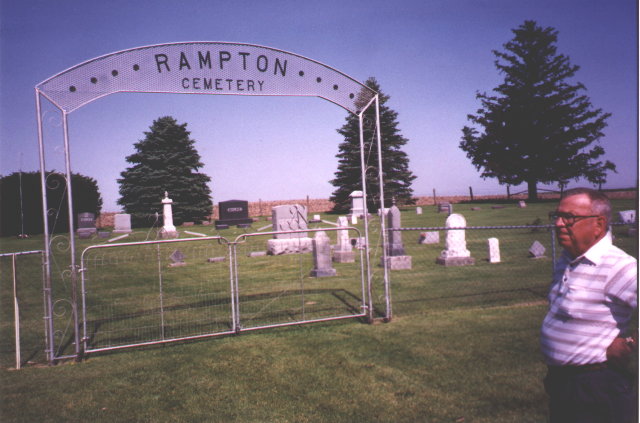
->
xmin=37 ymin=42 xmax=377 ymax=114
xmin=35 ymin=42 xmax=389 ymax=364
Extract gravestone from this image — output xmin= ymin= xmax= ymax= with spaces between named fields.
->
xmin=113 ymin=213 xmax=132 ymax=233
xmin=333 ymin=216 xmax=355 ymax=263
xmin=216 ymin=200 xmax=253 ymax=228
xmin=207 ymin=256 xmax=225 ymax=263
xmin=518 ymin=200 xmax=527 ymax=208
xmin=77 ymin=212 xmax=97 ymax=237
xmin=619 ymin=210 xmax=636 ymax=224
xmin=529 ymin=241 xmax=546 ymax=258
xmin=160 ymin=192 xmax=178 ymax=239
xmin=169 ymin=249 xmax=186 ymax=267
xmin=436 ymin=213 xmax=475 ymax=266
xmin=438 ymin=202 xmax=452 ymax=214
xmin=349 ymin=190 xmax=366 ymax=218
xmin=418 ymin=231 xmax=440 ymax=244
xmin=416 ymin=207 xmax=423 ymax=215
xmin=381 ymin=204 xmax=412 ymax=270
xmin=267 ymin=204 xmax=312 ymax=254
xmin=310 ymin=231 xmax=337 ymax=277
xmin=487 ymin=238 xmax=500 ymax=263
xmin=351 ymin=237 xmax=366 ymax=250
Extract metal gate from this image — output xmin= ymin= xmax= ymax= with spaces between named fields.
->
xmin=80 ymin=227 xmax=368 ymax=355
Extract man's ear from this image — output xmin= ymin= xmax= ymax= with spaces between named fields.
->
xmin=595 ymin=215 xmax=607 ymax=237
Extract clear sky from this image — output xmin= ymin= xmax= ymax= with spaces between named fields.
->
xmin=1 ymin=0 xmax=637 ymax=212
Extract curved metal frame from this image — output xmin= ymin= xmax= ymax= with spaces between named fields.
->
xmin=35 ymin=42 xmax=389 ymax=364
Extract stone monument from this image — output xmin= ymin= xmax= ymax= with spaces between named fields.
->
xmin=77 ymin=212 xmax=97 ymax=238
xmin=529 ymin=241 xmax=546 ymax=258
xmin=349 ymin=190 xmax=366 ymax=219
xmin=310 ymin=231 xmax=337 ymax=277
xmin=333 ymin=216 xmax=355 ymax=263
xmin=436 ymin=213 xmax=475 ymax=266
xmin=381 ymin=203 xmax=412 ymax=270
xmin=619 ymin=210 xmax=636 ymax=224
xmin=159 ymin=192 xmax=178 ymax=239
xmin=113 ymin=213 xmax=132 ymax=233
xmin=487 ymin=238 xmax=500 ymax=263
xmin=215 ymin=200 xmax=253 ymax=229
xmin=418 ymin=231 xmax=440 ymax=244
xmin=267 ymin=204 xmax=313 ymax=255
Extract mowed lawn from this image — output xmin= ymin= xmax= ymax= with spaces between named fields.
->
xmin=0 ymin=198 xmax=636 ymax=422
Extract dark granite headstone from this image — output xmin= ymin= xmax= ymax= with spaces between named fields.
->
xmin=77 ymin=212 xmax=97 ymax=235
xmin=216 ymin=200 xmax=253 ymax=228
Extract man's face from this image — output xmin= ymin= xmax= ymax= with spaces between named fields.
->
xmin=553 ymin=194 xmax=606 ymax=258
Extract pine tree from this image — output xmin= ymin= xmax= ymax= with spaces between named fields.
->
xmin=118 ymin=116 xmax=212 ymax=227
xmin=460 ymin=21 xmax=614 ymax=201
xmin=330 ymin=77 xmax=416 ymax=212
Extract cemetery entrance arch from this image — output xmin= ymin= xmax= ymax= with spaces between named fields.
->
xmin=35 ymin=42 xmax=391 ymax=363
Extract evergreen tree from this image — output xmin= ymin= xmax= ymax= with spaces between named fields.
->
xmin=330 ymin=78 xmax=416 ymax=212
xmin=460 ymin=21 xmax=614 ymax=200
xmin=118 ymin=116 xmax=212 ymax=227
xmin=0 ymin=171 xmax=102 ymax=236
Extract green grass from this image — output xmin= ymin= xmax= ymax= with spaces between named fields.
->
xmin=0 ymin=198 xmax=636 ymax=422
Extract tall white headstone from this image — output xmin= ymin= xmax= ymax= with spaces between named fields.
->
xmin=310 ymin=231 xmax=337 ymax=277
xmin=160 ymin=192 xmax=178 ymax=239
xmin=436 ymin=213 xmax=475 ymax=266
xmin=333 ymin=216 xmax=355 ymax=263
xmin=349 ymin=190 xmax=366 ymax=218
xmin=113 ymin=213 xmax=132 ymax=233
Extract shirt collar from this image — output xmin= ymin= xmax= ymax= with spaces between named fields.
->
xmin=569 ymin=232 xmax=612 ymax=266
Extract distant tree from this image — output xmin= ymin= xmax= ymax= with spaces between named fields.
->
xmin=460 ymin=20 xmax=615 ymax=200
xmin=330 ymin=77 xmax=416 ymax=212
xmin=118 ymin=116 xmax=212 ymax=227
xmin=0 ymin=171 xmax=102 ymax=236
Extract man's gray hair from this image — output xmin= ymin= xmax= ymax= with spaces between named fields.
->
xmin=563 ymin=188 xmax=612 ymax=225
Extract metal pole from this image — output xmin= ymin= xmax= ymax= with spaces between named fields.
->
xmin=35 ymin=90 xmax=55 ymax=365
xmin=157 ymin=244 xmax=165 ymax=340
xmin=358 ymin=104 xmax=373 ymax=323
xmin=374 ymin=96 xmax=391 ymax=322
xmin=61 ymin=111 xmax=81 ymax=360
xmin=12 ymin=254 xmax=21 ymax=369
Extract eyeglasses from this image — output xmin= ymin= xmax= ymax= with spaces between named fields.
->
xmin=548 ymin=212 xmax=601 ymax=226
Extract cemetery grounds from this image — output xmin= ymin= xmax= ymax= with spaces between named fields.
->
xmin=0 ymin=198 xmax=637 ymax=423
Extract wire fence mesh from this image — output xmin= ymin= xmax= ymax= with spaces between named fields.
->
xmin=0 ymin=251 xmax=46 ymax=368
xmin=80 ymin=237 xmax=233 ymax=353
xmin=0 ymin=211 xmax=635 ymax=365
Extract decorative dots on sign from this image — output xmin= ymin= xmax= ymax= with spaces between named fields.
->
xmin=298 ymin=71 xmax=304 ymax=77
xmin=316 ymin=77 xmax=322 ymax=83
xmin=111 ymin=70 xmax=119 ymax=77
xmin=349 ymin=93 xmax=355 ymax=99
xmin=333 ymin=85 xmax=339 ymax=90
xmin=90 ymin=77 xmax=98 ymax=84
xmin=133 ymin=64 xmax=140 ymax=71
xmin=69 ymin=86 xmax=76 ymax=92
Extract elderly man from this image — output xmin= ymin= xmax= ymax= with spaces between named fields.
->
xmin=541 ymin=188 xmax=637 ymax=422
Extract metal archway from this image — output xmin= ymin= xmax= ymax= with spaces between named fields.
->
xmin=35 ymin=42 xmax=389 ymax=363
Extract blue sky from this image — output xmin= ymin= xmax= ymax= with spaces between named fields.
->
xmin=1 ymin=0 xmax=637 ymax=211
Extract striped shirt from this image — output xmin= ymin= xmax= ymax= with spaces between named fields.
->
xmin=541 ymin=233 xmax=637 ymax=366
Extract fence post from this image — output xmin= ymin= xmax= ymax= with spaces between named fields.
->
xmin=157 ymin=244 xmax=166 ymax=341
xmin=12 ymin=254 xmax=21 ymax=369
